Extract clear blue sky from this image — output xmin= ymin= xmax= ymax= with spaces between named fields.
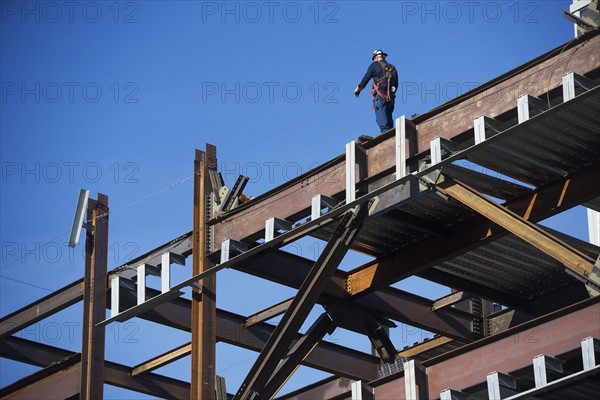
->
xmin=0 ymin=1 xmax=588 ymax=397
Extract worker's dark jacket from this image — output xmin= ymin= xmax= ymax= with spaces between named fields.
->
xmin=357 ymin=60 xmax=399 ymax=99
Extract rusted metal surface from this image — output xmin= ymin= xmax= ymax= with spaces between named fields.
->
xmin=191 ymin=148 xmax=216 ymax=399
xmin=211 ymin=33 xmax=600 ymax=253
xmin=0 ymin=271 xmax=378 ymax=381
xmin=413 ymin=31 xmax=600 ymax=152
xmin=245 ymin=298 xmax=293 ymax=327
xmin=261 ymin=313 xmax=340 ymax=399
xmin=80 ymin=194 xmax=108 ymax=400
xmin=397 ymin=336 xmax=456 ymax=360
xmin=0 ymin=354 xmax=81 ymax=400
xmin=431 ymin=291 xmax=470 ymax=311
xmin=0 ymin=279 xmax=85 ymax=339
xmin=276 ymin=377 xmax=353 ymax=400
xmin=234 ymin=250 xmax=477 ymax=340
xmin=346 ymin=164 xmax=600 ymax=296
xmin=212 ymin=161 xmax=346 ymax=247
xmin=437 ymin=176 xmax=596 ymax=287
xmin=235 ymin=207 xmax=368 ymax=399
xmin=131 ymin=342 xmax=191 ymax=376
xmin=425 ymin=299 xmax=600 ymax=396
xmin=371 ymin=375 xmax=407 ymax=400
xmin=115 ymin=286 xmax=380 ymax=381
xmin=487 ymin=282 xmax=592 ymax=334
xmin=1 ymin=337 xmax=190 ymax=399
xmin=214 ymin=309 xmax=378 ymax=382
xmin=2 ymin=31 xmax=599 ymax=400
xmin=110 ymin=232 xmax=193 ymax=280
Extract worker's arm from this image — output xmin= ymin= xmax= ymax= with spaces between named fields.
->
xmin=355 ymin=62 xmax=377 ymax=97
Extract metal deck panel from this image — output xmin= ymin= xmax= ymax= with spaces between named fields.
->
xmin=464 ymin=88 xmax=600 ymax=187
xmin=330 ymin=88 xmax=600 ymax=261
xmin=341 ymin=88 xmax=600 ymax=292
xmin=434 ymin=229 xmax=599 ymax=302
xmin=442 ymin=164 xmax=531 ymax=201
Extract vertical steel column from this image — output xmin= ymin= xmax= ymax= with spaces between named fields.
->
xmin=137 ymin=264 xmax=146 ymax=305
xmin=346 ymin=141 xmax=357 ymax=203
xmin=351 ymin=380 xmax=374 ymax=400
xmin=395 ymin=115 xmax=407 ymax=179
xmin=161 ymin=253 xmax=171 ymax=293
xmin=110 ymin=275 xmax=119 ymax=318
xmin=533 ymin=354 xmax=564 ymax=388
xmin=191 ymin=146 xmax=217 ymax=399
xmin=430 ymin=137 xmax=442 ymax=165
xmin=80 ymin=193 xmax=109 ymax=400
xmin=487 ymin=371 xmax=518 ymax=399
xmin=582 ymin=336 xmax=600 ymax=370
xmin=588 ymin=208 xmax=600 ymax=246
xmin=403 ymin=359 xmax=426 ymax=400
xmin=474 ymin=115 xmax=486 ymax=144
xmin=517 ymin=94 xmax=532 ymax=123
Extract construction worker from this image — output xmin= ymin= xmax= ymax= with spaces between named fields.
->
xmin=354 ymin=49 xmax=398 ymax=132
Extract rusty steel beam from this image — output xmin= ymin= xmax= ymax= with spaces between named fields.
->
xmin=116 ymin=286 xmax=379 ymax=381
xmin=488 ymin=282 xmax=592 ymax=334
xmin=346 ymin=163 xmax=600 ymax=296
xmin=246 ymin=298 xmax=293 ymax=328
xmin=215 ymin=308 xmax=378 ymax=382
xmin=0 ymin=279 xmax=85 ymax=339
xmin=275 ymin=376 xmax=353 ymax=400
xmin=262 ymin=312 xmax=340 ymax=399
xmin=424 ymin=298 xmax=600 ymax=396
xmin=191 ymin=147 xmax=217 ymax=399
xmin=235 ymin=251 xmax=476 ymax=341
xmin=0 ymin=354 xmax=81 ymax=399
xmin=0 ymin=233 xmax=192 ymax=335
xmin=209 ymin=33 xmax=600 ymax=252
xmin=431 ymin=291 xmax=470 ymax=312
xmin=437 ymin=176 xmax=598 ymax=290
xmin=210 ymin=157 xmax=346 ymax=248
xmin=412 ymin=31 xmax=600 ymax=152
xmin=235 ymin=206 xmax=369 ymax=400
xmin=111 ymin=233 xmax=193 ymax=281
xmin=131 ymin=342 xmax=191 ymax=377
xmin=0 ymin=278 xmax=378 ymax=382
xmin=1 ymin=336 xmax=190 ymax=399
xmin=397 ymin=336 xmax=456 ymax=359
xmin=80 ymin=194 xmax=109 ymax=400
xmin=418 ymin=268 xmax=524 ymax=308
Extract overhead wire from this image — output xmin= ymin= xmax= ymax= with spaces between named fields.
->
xmin=0 ymin=174 xmax=198 ymax=273
xmin=2 ymin=4 xmax=587 ymax=289
xmin=0 ymin=274 xmax=53 ymax=292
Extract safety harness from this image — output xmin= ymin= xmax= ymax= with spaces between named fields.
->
xmin=372 ymin=60 xmax=396 ymax=102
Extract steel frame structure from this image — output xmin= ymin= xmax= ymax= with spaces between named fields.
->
xmin=2 ymin=30 xmax=600 ymax=400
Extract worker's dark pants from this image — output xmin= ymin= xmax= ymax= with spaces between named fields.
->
xmin=373 ymin=95 xmax=395 ymax=132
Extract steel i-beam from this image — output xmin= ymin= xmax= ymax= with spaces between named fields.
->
xmin=234 ymin=203 xmax=370 ymax=400
xmin=436 ymin=175 xmax=599 ymax=292
xmin=80 ymin=194 xmax=109 ymax=400
xmin=191 ymin=146 xmax=217 ymax=399
xmin=260 ymin=312 xmax=341 ymax=399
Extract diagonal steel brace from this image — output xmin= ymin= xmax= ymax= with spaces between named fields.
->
xmin=234 ymin=203 xmax=371 ymax=400
xmin=260 ymin=311 xmax=342 ymax=399
xmin=435 ymin=174 xmax=599 ymax=292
